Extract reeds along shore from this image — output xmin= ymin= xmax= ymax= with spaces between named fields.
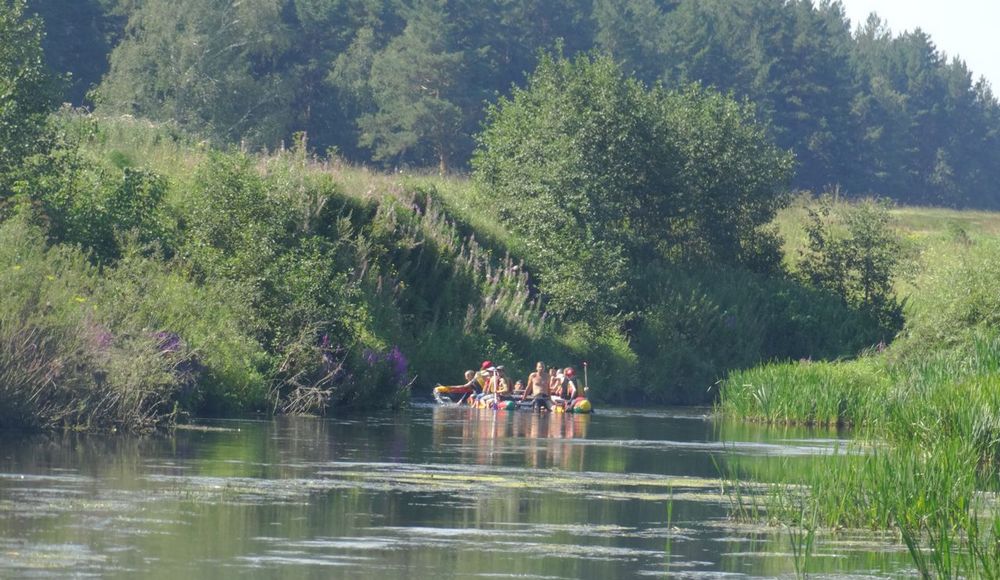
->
xmin=717 ymin=227 xmax=1000 ymax=576
xmin=719 ymin=232 xmax=1000 ymax=455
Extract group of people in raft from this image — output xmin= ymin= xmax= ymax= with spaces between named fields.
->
xmin=459 ymin=360 xmax=588 ymax=412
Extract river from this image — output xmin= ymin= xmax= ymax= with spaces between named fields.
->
xmin=0 ymin=405 xmax=913 ymax=578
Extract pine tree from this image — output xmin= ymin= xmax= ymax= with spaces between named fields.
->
xmin=358 ymin=0 xmax=464 ymax=173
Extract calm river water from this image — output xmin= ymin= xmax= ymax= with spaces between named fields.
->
xmin=0 ymin=405 xmax=913 ymax=578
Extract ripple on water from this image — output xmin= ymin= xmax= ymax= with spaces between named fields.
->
xmin=0 ymin=410 xmax=912 ymax=579
xmin=0 ymin=540 xmax=108 ymax=577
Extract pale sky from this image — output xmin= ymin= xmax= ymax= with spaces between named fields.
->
xmin=838 ymin=0 xmax=1000 ymax=89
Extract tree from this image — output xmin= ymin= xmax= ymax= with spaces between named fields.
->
xmin=27 ymin=0 xmax=123 ymax=105
xmin=797 ymin=197 xmax=904 ymax=336
xmin=330 ymin=0 xmax=593 ymax=170
xmin=287 ymin=0 xmax=399 ymax=158
xmin=474 ymin=52 xmax=658 ymax=320
xmin=0 ymin=0 xmax=59 ymax=193
xmin=655 ymin=85 xmax=796 ymax=271
xmin=661 ymin=0 xmax=856 ymax=193
xmin=96 ymin=0 xmax=297 ymax=147
xmin=357 ymin=0 xmax=465 ymax=173
xmin=473 ymin=52 xmax=793 ymax=320
xmin=593 ymin=0 xmax=671 ymax=83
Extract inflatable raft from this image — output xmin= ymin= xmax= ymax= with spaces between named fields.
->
xmin=432 ymin=383 xmax=476 ymax=405
xmin=432 ymin=385 xmax=592 ymax=414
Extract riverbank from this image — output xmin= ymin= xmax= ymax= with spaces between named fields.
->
xmin=5 ymin=110 xmax=992 ymax=432
xmin=717 ymin=205 xmax=1000 ymax=576
xmin=3 ymin=112 xmax=646 ymax=431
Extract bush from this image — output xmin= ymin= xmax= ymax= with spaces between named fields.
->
xmin=797 ymin=197 xmax=904 ymax=339
xmin=16 ymin=145 xmax=172 ymax=262
xmin=628 ymin=265 xmax=888 ymax=404
xmin=0 ymin=217 xmax=193 ymax=431
xmin=97 ymin=248 xmax=268 ymax=415
xmin=899 ymin=238 xmax=1000 ymax=354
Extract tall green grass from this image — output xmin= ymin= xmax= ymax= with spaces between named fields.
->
xmin=0 ymin=217 xmax=194 ymax=431
xmin=720 ymin=435 xmax=1000 ymax=578
xmin=718 ymin=202 xmax=1000 ymax=576
xmin=720 ymin=357 xmax=889 ymax=426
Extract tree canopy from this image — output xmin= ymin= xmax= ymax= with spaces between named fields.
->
xmin=16 ymin=0 xmax=1000 ymax=208
xmin=0 ymin=0 xmax=59 ymax=191
xmin=473 ymin=52 xmax=794 ymax=320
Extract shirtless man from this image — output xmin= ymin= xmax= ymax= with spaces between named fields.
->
xmin=522 ymin=361 xmax=553 ymax=411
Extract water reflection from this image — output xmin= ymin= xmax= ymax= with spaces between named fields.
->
xmin=432 ymin=406 xmax=591 ymax=470
xmin=0 ymin=408 xmax=913 ymax=578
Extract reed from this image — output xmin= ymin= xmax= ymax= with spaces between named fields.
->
xmin=716 ymin=425 xmax=1000 ymax=576
xmin=718 ymin=356 xmax=889 ymax=427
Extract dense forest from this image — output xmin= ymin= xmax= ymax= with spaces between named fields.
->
xmin=29 ymin=0 xmax=1000 ymax=207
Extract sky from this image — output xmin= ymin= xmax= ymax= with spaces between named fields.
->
xmin=837 ymin=0 xmax=1000 ymax=89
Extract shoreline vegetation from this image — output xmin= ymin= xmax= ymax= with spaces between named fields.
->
xmin=1 ymin=110 xmax=637 ymax=430
xmin=716 ymin=213 xmax=1000 ymax=574
xmin=4 ymin=28 xmax=911 ymax=432
xmin=5 ymin=0 xmax=1000 ymax=572
xmin=4 ymin=105 xmax=909 ymax=432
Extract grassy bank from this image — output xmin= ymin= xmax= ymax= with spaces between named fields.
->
xmin=2 ymin=112 xmax=647 ymax=429
xmin=718 ymin=200 xmax=1000 ymax=575
xmin=719 ymin=224 xmax=1000 ymax=446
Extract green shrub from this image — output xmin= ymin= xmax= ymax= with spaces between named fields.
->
xmin=900 ymin=238 xmax=1000 ymax=354
xmin=630 ymin=265 xmax=887 ymax=404
xmin=796 ymin=197 xmax=905 ymax=339
xmin=97 ymin=249 xmax=268 ymax=415
xmin=14 ymin=144 xmax=171 ymax=262
xmin=0 ymin=217 xmax=193 ymax=431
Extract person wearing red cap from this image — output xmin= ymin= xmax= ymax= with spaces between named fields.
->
xmin=472 ymin=361 xmax=500 ymax=406
xmin=563 ymin=367 xmax=578 ymax=398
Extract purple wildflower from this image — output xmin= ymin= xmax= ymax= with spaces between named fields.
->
xmin=386 ymin=345 xmax=409 ymax=382
xmin=95 ymin=328 xmax=113 ymax=351
xmin=153 ymin=331 xmax=182 ymax=354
